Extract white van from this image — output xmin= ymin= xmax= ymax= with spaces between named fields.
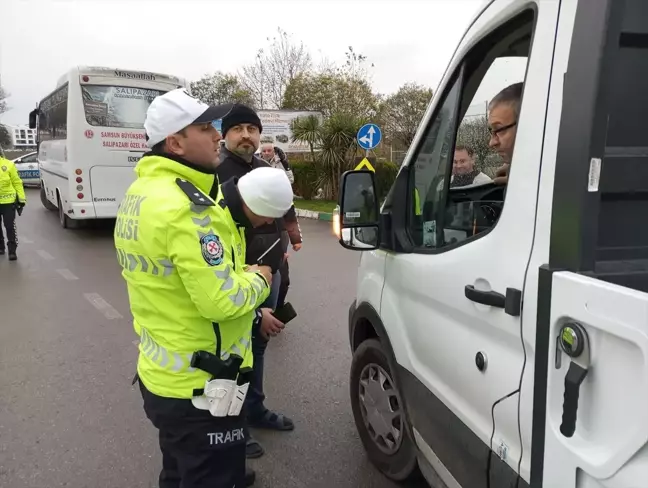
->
xmin=29 ymin=66 xmax=187 ymax=228
xmin=337 ymin=1 xmax=648 ymax=487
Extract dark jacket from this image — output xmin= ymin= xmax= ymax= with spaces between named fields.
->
xmin=216 ymin=147 xmax=302 ymax=272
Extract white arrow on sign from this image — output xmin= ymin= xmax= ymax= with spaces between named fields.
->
xmin=359 ymin=126 xmax=376 ymax=147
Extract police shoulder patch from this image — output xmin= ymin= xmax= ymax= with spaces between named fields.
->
xmin=1 ymin=166 xmax=7 ymax=172
xmin=175 ymin=178 xmax=215 ymax=207
xmin=201 ymin=233 xmax=224 ymax=266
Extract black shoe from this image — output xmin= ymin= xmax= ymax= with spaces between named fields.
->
xmin=246 ymin=437 xmax=265 ymax=459
xmin=0 ymin=249 xmax=4 ymax=255
xmin=245 ymin=466 xmax=256 ymax=486
xmin=8 ymin=252 xmax=17 ymax=261
xmin=248 ymin=409 xmax=295 ymax=431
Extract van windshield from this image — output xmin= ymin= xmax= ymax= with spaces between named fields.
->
xmin=82 ymin=85 xmax=164 ymax=129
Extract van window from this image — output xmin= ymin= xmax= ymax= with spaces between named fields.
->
xmin=406 ymin=10 xmax=533 ymax=251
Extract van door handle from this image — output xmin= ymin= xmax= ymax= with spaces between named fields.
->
xmin=464 ymin=285 xmax=505 ymax=308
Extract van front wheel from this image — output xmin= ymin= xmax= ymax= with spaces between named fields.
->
xmin=350 ymin=338 xmax=420 ymax=482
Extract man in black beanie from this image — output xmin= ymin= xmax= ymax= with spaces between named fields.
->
xmin=216 ymin=104 xmax=303 ymax=460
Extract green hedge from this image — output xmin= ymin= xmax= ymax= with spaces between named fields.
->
xmin=291 ymin=158 xmax=399 ymax=202
xmin=374 ymin=161 xmax=399 ymax=201
xmin=291 ymin=159 xmax=323 ymax=200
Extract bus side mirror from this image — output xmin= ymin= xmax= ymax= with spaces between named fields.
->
xmin=28 ymin=109 xmax=38 ymax=129
xmin=338 ymin=170 xmax=380 ymax=251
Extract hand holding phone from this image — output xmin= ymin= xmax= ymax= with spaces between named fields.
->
xmin=272 ymin=302 xmax=297 ymax=325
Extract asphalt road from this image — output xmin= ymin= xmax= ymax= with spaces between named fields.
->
xmin=0 ymin=189 xmax=415 ymax=488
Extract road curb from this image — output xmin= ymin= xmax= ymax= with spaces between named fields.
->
xmin=295 ymin=208 xmax=334 ymax=222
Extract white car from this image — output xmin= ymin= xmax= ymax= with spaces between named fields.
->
xmin=12 ymin=152 xmax=40 ymax=187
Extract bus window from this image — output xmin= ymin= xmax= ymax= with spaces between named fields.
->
xmin=39 ymin=84 xmax=68 ymax=142
xmin=81 ymin=86 xmax=164 ymax=129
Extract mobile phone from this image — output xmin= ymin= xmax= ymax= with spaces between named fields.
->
xmin=272 ymin=302 xmax=297 ymax=324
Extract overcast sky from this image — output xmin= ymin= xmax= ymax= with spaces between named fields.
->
xmin=1 ymin=0 xmax=486 ymax=126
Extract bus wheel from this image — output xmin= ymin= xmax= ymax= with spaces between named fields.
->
xmin=57 ymin=195 xmax=74 ymax=229
xmin=40 ymin=186 xmax=56 ymax=211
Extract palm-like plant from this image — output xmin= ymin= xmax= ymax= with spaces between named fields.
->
xmin=292 ymin=113 xmax=367 ymax=199
xmin=290 ymin=115 xmax=321 ymax=163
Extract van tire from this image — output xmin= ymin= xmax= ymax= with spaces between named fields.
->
xmin=40 ymin=186 xmax=56 ymax=211
xmin=350 ymin=338 xmax=420 ymax=482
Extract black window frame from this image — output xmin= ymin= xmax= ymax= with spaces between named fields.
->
xmin=399 ymin=7 xmax=538 ymax=255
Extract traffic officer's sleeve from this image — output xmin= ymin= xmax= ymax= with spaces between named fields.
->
xmin=9 ymin=162 xmax=26 ymax=203
xmin=167 ymin=205 xmax=271 ymax=322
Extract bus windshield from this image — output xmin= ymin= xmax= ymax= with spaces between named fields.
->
xmin=82 ymin=85 xmax=164 ymax=129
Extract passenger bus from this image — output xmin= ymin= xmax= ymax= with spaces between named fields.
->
xmin=29 ymin=66 xmax=188 ymax=228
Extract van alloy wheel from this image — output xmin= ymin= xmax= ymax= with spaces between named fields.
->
xmin=358 ymin=363 xmax=404 ymax=455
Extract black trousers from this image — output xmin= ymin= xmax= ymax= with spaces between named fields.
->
xmin=0 ymin=204 xmax=17 ymax=253
xmin=139 ymin=381 xmax=247 ymax=488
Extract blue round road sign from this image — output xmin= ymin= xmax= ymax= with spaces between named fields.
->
xmin=356 ymin=123 xmax=382 ymax=150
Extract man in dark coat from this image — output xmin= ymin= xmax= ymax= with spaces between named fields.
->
xmin=216 ymin=104 xmax=302 ymax=459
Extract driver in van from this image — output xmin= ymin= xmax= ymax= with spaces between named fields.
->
xmin=487 ymin=82 xmax=523 ymax=185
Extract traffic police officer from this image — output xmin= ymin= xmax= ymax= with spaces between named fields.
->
xmin=114 ymin=88 xmax=294 ymax=488
xmin=0 ymin=154 xmax=26 ymax=261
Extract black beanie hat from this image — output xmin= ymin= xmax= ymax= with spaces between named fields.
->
xmin=221 ymin=104 xmax=263 ymax=136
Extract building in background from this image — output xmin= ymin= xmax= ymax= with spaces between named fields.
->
xmin=9 ymin=125 xmax=36 ymax=149
xmin=1 ymin=124 xmax=37 ymax=150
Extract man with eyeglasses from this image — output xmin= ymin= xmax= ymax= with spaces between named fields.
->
xmin=487 ymin=82 xmax=523 ymax=185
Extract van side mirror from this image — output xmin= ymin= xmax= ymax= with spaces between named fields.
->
xmin=338 ymin=170 xmax=380 ymax=250
xmin=28 ymin=109 xmax=38 ymax=130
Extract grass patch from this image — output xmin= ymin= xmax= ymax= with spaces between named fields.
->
xmin=294 ymin=199 xmax=337 ymax=214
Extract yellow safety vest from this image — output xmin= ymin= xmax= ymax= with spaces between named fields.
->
xmin=114 ymin=153 xmax=270 ymax=399
xmin=0 ymin=158 xmax=26 ymax=205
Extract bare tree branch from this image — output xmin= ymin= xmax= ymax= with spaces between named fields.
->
xmin=240 ymin=28 xmax=312 ymax=109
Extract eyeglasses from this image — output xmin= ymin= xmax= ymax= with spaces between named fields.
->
xmin=488 ymin=121 xmax=517 ymax=137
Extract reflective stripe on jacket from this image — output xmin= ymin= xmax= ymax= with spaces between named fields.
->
xmin=0 ymin=158 xmax=26 ymax=205
xmin=114 ymin=153 xmax=270 ymax=399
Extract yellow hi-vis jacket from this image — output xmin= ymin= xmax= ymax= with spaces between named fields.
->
xmin=114 ymin=153 xmax=270 ymax=399
xmin=0 ymin=158 xmax=26 ymax=205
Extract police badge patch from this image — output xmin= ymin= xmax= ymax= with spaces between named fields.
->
xmin=201 ymin=233 xmax=224 ymax=266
